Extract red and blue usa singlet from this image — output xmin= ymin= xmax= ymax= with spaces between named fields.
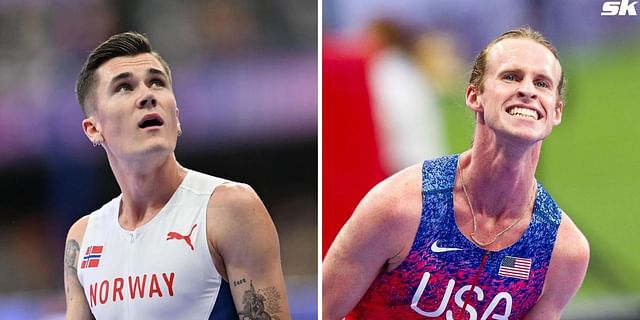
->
xmin=348 ymin=154 xmax=562 ymax=320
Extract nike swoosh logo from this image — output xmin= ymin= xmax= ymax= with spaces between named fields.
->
xmin=430 ymin=240 xmax=463 ymax=253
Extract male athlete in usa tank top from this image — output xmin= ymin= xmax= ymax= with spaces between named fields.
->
xmin=323 ymin=27 xmax=589 ymax=320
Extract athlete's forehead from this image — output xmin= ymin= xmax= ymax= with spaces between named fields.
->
xmin=96 ymin=53 xmax=168 ymax=83
xmin=485 ymin=38 xmax=562 ymax=83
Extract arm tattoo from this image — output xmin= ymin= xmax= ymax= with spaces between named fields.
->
xmin=65 ymin=239 xmax=80 ymax=275
xmin=64 ymin=239 xmax=95 ymax=319
xmin=64 ymin=239 xmax=80 ymax=298
xmin=238 ymin=280 xmax=283 ymax=320
xmin=233 ymin=278 xmax=247 ymax=287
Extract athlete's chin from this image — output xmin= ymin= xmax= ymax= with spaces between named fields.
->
xmin=142 ymin=136 xmax=176 ymax=150
xmin=133 ymin=142 xmax=176 ymax=158
xmin=507 ymin=133 xmax=547 ymax=146
xmin=494 ymin=127 xmax=548 ymax=146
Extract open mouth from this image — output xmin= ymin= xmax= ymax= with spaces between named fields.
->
xmin=506 ymin=106 xmax=540 ymax=120
xmin=138 ymin=114 xmax=164 ymax=129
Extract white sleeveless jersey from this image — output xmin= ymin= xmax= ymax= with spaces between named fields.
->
xmin=77 ymin=170 xmax=237 ymax=319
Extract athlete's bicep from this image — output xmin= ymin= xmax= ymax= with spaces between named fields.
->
xmin=64 ymin=217 xmax=94 ymax=320
xmin=208 ymin=183 xmax=290 ymax=320
xmin=524 ymin=295 xmax=562 ymax=320
xmin=225 ymin=229 xmax=288 ymax=320
xmin=323 ymin=172 xmax=421 ymax=319
xmin=322 ymin=205 xmax=394 ymax=319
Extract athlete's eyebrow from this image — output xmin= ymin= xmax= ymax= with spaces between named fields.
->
xmin=109 ymin=72 xmax=132 ymax=85
xmin=535 ymin=74 xmax=554 ymax=87
xmin=148 ymin=68 xmax=167 ymax=79
xmin=107 ymin=68 xmax=169 ymax=89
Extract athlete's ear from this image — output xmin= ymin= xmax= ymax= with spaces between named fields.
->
xmin=175 ymin=107 xmax=181 ymax=134
xmin=82 ymin=116 xmax=104 ymax=146
xmin=552 ymin=100 xmax=563 ymax=126
xmin=466 ymin=84 xmax=483 ymax=113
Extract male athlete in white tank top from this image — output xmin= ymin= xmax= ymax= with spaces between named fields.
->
xmin=64 ymin=32 xmax=289 ymax=319
xmin=77 ymin=171 xmax=237 ymax=318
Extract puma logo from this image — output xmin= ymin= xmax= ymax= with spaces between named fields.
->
xmin=166 ymin=224 xmax=197 ymax=251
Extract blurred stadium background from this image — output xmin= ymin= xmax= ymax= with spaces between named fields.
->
xmin=0 ymin=0 xmax=316 ymax=319
xmin=323 ymin=0 xmax=640 ymax=318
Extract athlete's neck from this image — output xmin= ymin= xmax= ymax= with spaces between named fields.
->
xmin=459 ymin=142 xmax=539 ymax=220
xmin=109 ymin=153 xmax=187 ymax=230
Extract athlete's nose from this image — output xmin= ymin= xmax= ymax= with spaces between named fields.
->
xmin=138 ymin=93 xmax=157 ymax=108
xmin=517 ymin=81 xmax=537 ymax=100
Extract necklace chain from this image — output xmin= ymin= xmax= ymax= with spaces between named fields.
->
xmin=458 ymin=159 xmax=534 ymax=248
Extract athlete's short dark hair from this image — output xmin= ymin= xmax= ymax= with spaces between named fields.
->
xmin=76 ymin=32 xmax=172 ymax=116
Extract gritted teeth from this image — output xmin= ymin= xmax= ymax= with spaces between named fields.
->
xmin=507 ymin=106 xmax=540 ymax=120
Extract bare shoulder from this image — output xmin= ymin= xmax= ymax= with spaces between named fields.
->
xmin=67 ymin=215 xmax=91 ymax=243
xmin=207 ymin=182 xmax=271 ymax=225
xmin=206 ymin=181 xmax=277 ymax=252
xmin=360 ymin=162 xmax=423 ymax=224
xmin=209 ymin=182 xmax=264 ymax=210
xmin=330 ymin=162 xmax=423 ymax=269
xmin=552 ymin=211 xmax=590 ymax=272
